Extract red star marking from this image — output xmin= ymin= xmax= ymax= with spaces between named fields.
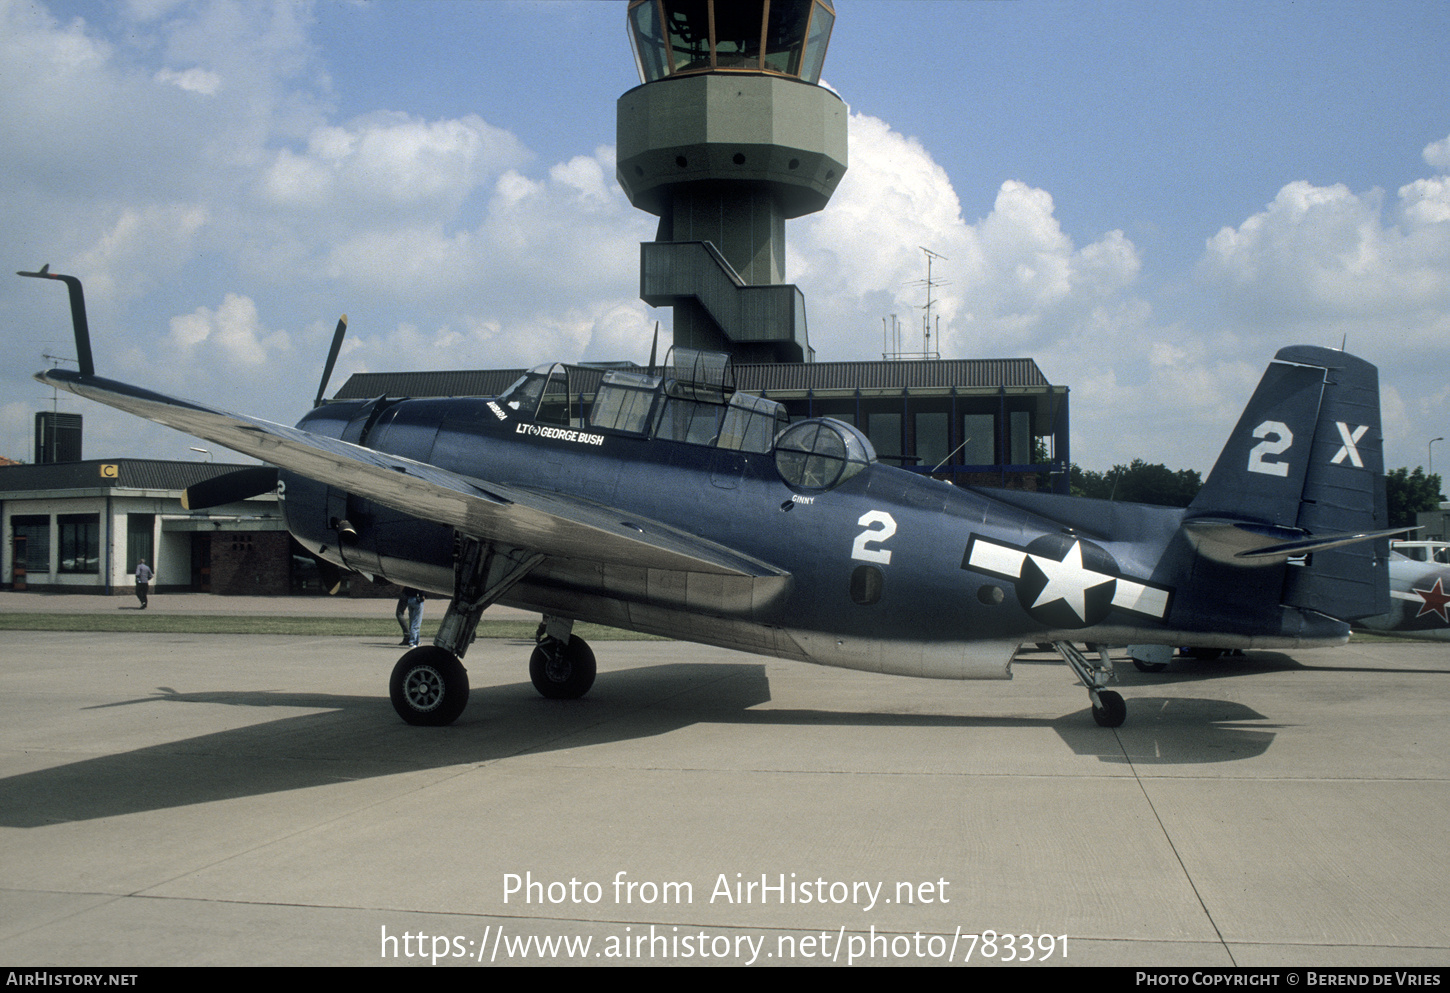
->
xmin=1413 ymin=578 xmax=1450 ymax=623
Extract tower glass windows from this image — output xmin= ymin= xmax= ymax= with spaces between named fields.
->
xmin=799 ymin=2 xmax=833 ymax=83
xmin=665 ymin=0 xmax=711 ymax=74
xmin=627 ymin=0 xmax=834 ymax=84
xmin=628 ymin=0 xmax=669 ymax=82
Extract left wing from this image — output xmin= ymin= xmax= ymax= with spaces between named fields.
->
xmin=37 ymin=368 xmax=788 ymax=581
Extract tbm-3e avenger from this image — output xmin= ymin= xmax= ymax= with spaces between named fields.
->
xmin=23 ymin=268 xmax=1403 ymax=728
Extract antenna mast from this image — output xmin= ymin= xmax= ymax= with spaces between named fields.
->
xmin=918 ymin=247 xmax=947 ymax=358
xmin=884 ymin=248 xmax=946 ymax=360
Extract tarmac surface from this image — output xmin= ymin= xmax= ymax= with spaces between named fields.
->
xmin=1 ymin=592 xmax=1447 ymax=967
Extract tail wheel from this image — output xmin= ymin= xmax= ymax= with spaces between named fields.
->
xmin=390 ymin=647 xmax=469 ymax=726
xmin=530 ymin=636 xmax=596 ymax=699
xmin=1092 ymin=690 xmax=1127 ymax=728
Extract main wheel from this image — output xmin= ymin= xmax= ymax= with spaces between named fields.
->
xmin=1092 ymin=689 xmax=1127 ymax=728
xmin=1133 ymin=658 xmax=1168 ymax=673
xmin=390 ymin=647 xmax=470 ymax=726
xmin=529 ymin=636 xmax=596 ymax=700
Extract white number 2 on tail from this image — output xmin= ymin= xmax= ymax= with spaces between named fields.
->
xmin=1247 ymin=420 xmax=1293 ymax=477
xmin=851 ymin=511 xmax=897 ymax=564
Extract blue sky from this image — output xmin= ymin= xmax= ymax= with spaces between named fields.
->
xmin=3 ymin=0 xmax=1448 ymax=477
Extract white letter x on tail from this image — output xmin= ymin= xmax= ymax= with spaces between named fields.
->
xmin=1330 ymin=423 xmax=1368 ymax=467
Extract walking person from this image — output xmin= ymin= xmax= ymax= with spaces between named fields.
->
xmin=134 ymin=559 xmax=153 ymax=609
xmin=396 ymin=587 xmax=425 ymax=647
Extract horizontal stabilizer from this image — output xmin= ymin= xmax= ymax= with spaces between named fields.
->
xmin=1184 ymin=518 xmax=1414 ymax=564
xmin=1234 ymin=526 xmax=1414 ymax=561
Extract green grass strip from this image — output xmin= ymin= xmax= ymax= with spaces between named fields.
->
xmin=0 ymin=613 xmax=662 ymax=640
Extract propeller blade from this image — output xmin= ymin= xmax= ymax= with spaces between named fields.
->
xmin=314 ymin=314 xmax=349 ymax=407
xmin=182 ymin=466 xmax=279 ymax=511
xmin=314 ymin=555 xmax=345 ymax=596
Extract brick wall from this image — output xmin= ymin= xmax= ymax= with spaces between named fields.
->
xmin=208 ymin=531 xmax=292 ymax=595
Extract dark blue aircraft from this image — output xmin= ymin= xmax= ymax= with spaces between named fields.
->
xmin=23 ymin=268 xmax=1403 ymax=728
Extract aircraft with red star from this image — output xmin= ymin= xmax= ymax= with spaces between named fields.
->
xmin=1355 ymin=540 xmax=1450 ymax=640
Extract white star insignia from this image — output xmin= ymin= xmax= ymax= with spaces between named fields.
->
xmin=963 ymin=534 xmax=1173 ymax=623
xmin=1027 ymin=540 xmax=1116 ymax=622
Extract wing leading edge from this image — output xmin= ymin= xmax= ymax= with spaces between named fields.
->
xmin=35 ymin=368 xmax=787 ymax=580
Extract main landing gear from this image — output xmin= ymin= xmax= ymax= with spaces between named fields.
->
xmin=391 ymin=648 xmax=470 ymax=727
xmin=1052 ymin=641 xmax=1127 ymax=728
xmin=389 ymin=627 xmax=597 ymax=725
xmin=385 ymin=534 xmax=602 ymax=726
xmin=382 ymin=534 xmax=530 ymax=725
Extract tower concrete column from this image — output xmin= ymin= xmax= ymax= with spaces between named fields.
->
xmin=616 ymin=0 xmax=846 ymax=363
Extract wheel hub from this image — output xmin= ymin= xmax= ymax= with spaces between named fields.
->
xmin=544 ymin=654 xmax=571 ymax=684
xmin=403 ymin=665 xmax=445 ymax=711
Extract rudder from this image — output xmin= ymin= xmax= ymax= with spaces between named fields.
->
xmin=1277 ymin=346 xmax=1388 ymax=619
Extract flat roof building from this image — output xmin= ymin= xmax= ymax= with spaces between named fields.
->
xmin=336 ymin=357 xmax=1069 ymax=491
xmin=0 ymin=459 xmax=339 ymax=595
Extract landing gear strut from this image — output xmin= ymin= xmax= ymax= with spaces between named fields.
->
xmin=1053 ymin=641 xmax=1127 ymax=728
xmin=387 ymin=534 xmax=542 ymax=726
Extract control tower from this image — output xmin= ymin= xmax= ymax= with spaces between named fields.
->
xmin=617 ymin=0 xmax=846 ymax=363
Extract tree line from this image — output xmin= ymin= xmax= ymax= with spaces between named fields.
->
xmin=1068 ymin=460 xmax=1442 ymax=528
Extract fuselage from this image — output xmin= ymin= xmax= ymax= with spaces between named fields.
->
xmin=282 ymin=387 xmax=1349 ymax=679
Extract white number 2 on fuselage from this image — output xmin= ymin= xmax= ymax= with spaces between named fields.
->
xmin=851 ymin=510 xmax=897 ymax=564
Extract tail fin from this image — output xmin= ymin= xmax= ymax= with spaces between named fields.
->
xmin=1186 ymin=345 xmax=1391 ymax=619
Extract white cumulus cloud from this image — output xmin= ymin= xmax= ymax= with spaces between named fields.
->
xmin=168 ymin=293 xmax=290 ymax=368
xmin=794 ymin=112 xmax=1145 ymax=363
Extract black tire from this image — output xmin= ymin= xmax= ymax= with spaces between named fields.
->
xmin=390 ymin=647 xmax=470 ymax=726
xmin=529 ymin=636 xmax=596 ymax=700
xmin=1092 ymin=689 xmax=1127 ymax=728
xmin=1133 ymin=659 xmax=1168 ymax=673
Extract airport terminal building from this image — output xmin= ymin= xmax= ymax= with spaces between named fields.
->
xmin=0 ymin=459 xmax=302 ymax=596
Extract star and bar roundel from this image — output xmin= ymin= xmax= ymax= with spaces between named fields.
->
xmin=962 ymin=533 xmax=1174 ymax=629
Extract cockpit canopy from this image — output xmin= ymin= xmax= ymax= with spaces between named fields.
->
xmin=500 ymin=348 xmax=791 ymax=456
xmin=647 ymin=346 xmax=787 ymax=450
xmin=1392 ymin=540 xmax=1450 ymax=565
xmin=774 ymin=418 xmax=874 ymax=492
xmin=497 ymin=349 xmax=877 ymax=482
xmin=497 ymin=363 xmax=571 ymax=426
